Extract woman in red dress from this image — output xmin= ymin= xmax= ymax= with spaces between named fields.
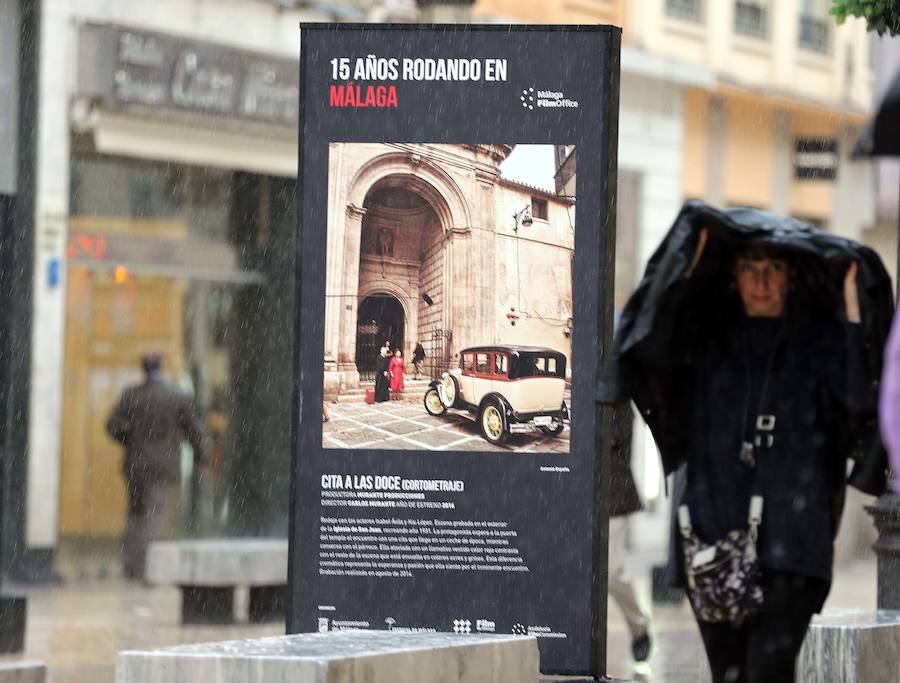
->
xmin=389 ymin=349 xmax=405 ymax=396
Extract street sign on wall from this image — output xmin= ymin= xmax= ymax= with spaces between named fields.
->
xmin=291 ymin=24 xmax=620 ymax=676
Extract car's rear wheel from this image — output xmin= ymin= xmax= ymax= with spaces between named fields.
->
xmin=423 ymin=388 xmax=446 ymax=416
xmin=479 ymin=399 xmax=507 ymax=445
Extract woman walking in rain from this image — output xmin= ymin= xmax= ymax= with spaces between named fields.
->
xmin=606 ymin=203 xmax=892 ymax=683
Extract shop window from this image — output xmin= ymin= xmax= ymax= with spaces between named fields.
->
xmin=531 ymin=197 xmax=548 ymax=221
xmin=666 ymin=0 xmax=702 ymax=22
xmin=735 ymin=1 xmax=768 ymax=40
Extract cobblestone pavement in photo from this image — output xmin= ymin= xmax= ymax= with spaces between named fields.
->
xmin=322 ymin=398 xmax=570 ymax=453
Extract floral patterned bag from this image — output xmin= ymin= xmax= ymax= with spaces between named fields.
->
xmin=678 ymin=496 xmax=764 ymax=623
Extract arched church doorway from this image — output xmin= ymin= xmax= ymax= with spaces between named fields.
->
xmin=356 ymin=294 xmax=405 ymax=382
xmin=355 ymin=179 xmax=444 ymax=383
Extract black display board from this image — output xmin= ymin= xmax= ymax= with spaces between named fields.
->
xmin=291 ymin=24 xmax=620 ymax=676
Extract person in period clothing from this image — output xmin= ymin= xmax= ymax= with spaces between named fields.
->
xmin=374 ymin=346 xmax=391 ymax=403
xmin=413 ymin=341 xmax=426 ymax=380
xmin=608 ymin=400 xmax=652 ymax=663
xmin=106 ymin=354 xmax=205 ymax=580
xmin=389 ymin=349 xmax=406 ymax=396
xmin=640 ymin=232 xmax=867 ymax=683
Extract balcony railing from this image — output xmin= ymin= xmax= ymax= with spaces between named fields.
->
xmin=666 ymin=0 xmax=703 ymax=23
xmin=734 ymin=1 xmax=768 ymax=40
xmin=798 ymin=14 xmax=829 ymax=54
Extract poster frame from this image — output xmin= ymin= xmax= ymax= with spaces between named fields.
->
xmin=289 ymin=23 xmax=620 ymax=678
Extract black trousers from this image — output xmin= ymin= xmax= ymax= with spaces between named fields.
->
xmin=694 ymin=571 xmax=830 ymax=683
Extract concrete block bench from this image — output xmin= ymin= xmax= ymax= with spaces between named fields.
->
xmin=145 ymin=539 xmax=287 ymax=624
xmin=116 ymin=631 xmax=538 ymax=683
xmin=0 ymin=661 xmax=46 ymax=683
xmin=798 ymin=608 xmax=900 ymax=682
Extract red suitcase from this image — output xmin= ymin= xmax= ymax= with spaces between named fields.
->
xmin=365 ymin=388 xmax=376 ymax=404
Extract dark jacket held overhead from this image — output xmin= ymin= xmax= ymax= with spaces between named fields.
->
xmin=602 ymin=201 xmax=894 ymax=586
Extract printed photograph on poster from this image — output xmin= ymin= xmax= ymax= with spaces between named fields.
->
xmin=322 ymin=143 xmax=575 ymax=453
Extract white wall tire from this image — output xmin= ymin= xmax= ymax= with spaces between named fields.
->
xmin=424 ymin=388 xmax=446 ymax=416
xmin=479 ymin=400 xmax=507 ymax=444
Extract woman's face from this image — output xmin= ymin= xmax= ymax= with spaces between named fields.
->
xmin=394 ymin=350 xmax=401 ymax=358
xmin=735 ymin=257 xmax=790 ymax=317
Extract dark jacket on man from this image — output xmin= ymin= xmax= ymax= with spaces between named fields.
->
xmin=106 ymin=378 xmax=205 ymax=484
xmin=413 ymin=343 xmax=426 ymax=363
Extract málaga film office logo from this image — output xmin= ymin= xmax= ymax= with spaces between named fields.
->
xmin=520 ymin=87 xmax=579 ymax=110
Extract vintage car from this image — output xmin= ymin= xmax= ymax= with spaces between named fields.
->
xmin=423 ymin=345 xmax=569 ymax=445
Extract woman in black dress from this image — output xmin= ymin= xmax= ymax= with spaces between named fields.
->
xmin=374 ymin=347 xmax=391 ymax=403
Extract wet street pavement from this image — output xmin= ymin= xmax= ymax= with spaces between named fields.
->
xmin=0 ymin=547 xmax=875 ymax=682
xmin=323 ymin=398 xmax=571 ymax=453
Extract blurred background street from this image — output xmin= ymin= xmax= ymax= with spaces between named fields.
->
xmin=0 ymin=0 xmax=898 ymax=681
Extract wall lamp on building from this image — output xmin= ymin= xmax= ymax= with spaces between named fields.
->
xmin=422 ymin=292 xmax=434 ymax=306
xmin=512 ymin=204 xmax=533 ymax=232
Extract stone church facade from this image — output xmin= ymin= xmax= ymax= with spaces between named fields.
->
xmin=324 ymin=143 xmax=575 ymax=397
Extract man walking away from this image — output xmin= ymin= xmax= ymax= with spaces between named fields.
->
xmin=413 ymin=341 xmax=426 ymax=380
xmin=106 ymin=354 xmax=205 ymax=580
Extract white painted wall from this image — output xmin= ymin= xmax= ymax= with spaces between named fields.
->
xmin=618 ymin=73 xmax=685 ymax=283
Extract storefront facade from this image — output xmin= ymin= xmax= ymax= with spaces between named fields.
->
xmin=16 ymin=1 xmax=313 ymax=578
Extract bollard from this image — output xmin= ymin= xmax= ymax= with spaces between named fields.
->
xmin=865 ymin=492 xmax=900 ymax=610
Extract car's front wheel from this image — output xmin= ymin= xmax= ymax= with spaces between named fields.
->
xmin=479 ymin=399 xmax=508 ymax=445
xmin=439 ymin=373 xmax=459 ymax=409
xmin=423 ymin=388 xmax=446 ymax=416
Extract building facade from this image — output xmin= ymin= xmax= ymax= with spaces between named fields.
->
xmin=475 ymin=0 xmax=880 ymax=549
xmin=9 ymin=0 xmax=340 ymax=579
xmin=324 ymin=143 xmax=575 ymax=396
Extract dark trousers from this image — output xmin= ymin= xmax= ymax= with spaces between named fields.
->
xmin=123 ymin=479 xmax=171 ymax=580
xmin=694 ymin=571 xmax=829 ymax=683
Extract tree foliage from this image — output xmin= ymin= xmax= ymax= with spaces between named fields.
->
xmin=830 ymin=0 xmax=900 ymax=36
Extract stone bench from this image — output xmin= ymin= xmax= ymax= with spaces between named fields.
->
xmin=0 ymin=661 xmax=46 ymax=683
xmin=145 ymin=539 xmax=288 ymax=624
xmin=798 ymin=608 xmax=900 ymax=682
xmin=117 ymin=631 xmax=538 ymax=683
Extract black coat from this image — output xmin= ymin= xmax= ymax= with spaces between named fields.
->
xmin=374 ymin=355 xmax=391 ymax=402
xmin=413 ymin=344 xmax=426 ymax=363
xmin=602 ymin=201 xmax=893 ymax=498
xmin=106 ymin=379 xmax=205 ymax=485
xmin=609 ymin=402 xmax=643 ymax=517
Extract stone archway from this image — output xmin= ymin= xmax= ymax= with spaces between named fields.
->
xmin=354 ymin=183 xmax=440 ymax=382
xmin=324 ymin=145 xmax=501 ymax=397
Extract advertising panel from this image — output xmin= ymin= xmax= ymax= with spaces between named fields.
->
xmin=292 ymin=24 xmax=620 ymax=675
